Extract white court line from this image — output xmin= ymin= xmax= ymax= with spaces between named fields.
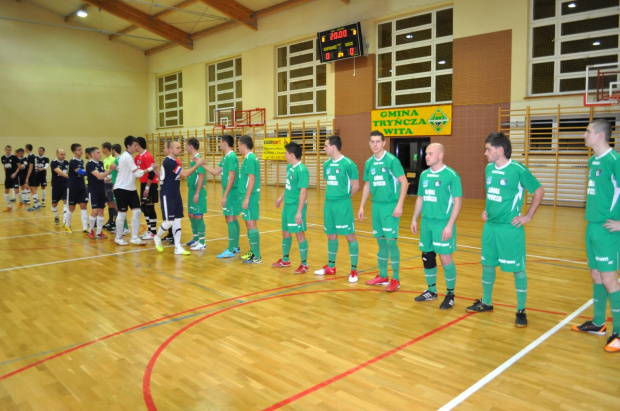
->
xmin=438 ymin=298 xmax=593 ymax=410
xmin=0 ymin=232 xmax=61 ymax=240
xmin=0 ymin=228 xmax=283 ymax=273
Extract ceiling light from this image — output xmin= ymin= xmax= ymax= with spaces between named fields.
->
xmin=593 ymin=41 xmax=601 ymax=46
xmin=567 ymin=2 xmax=576 ymax=8
xmin=76 ymin=10 xmax=88 ymax=18
xmin=405 ymin=34 xmax=413 ymax=39
xmin=438 ymin=60 xmax=446 ymax=65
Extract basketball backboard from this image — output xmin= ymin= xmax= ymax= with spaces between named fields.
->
xmin=584 ymin=63 xmax=619 ymax=106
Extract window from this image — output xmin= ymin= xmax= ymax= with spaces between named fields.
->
xmin=157 ymin=72 xmax=183 ymax=128
xmin=529 ymin=115 xmax=617 ymax=153
xmin=376 ymin=8 xmax=453 ymax=108
xmin=207 ymin=58 xmax=242 ymax=123
xmin=529 ymin=0 xmax=620 ymax=96
xmin=276 ymin=39 xmax=326 ymax=116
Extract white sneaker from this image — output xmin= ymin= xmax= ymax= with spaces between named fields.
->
xmin=130 ymin=238 xmax=146 ymax=245
xmin=115 ymin=238 xmax=129 ymax=246
xmin=122 ymin=227 xmax=130 ymax=236
xmin=141 ymin=232 xmax=155 ymax=240
xmin=190 ymin=243 xmax=206 ymax=251
xmin=174 ymin=247 xmax=190 ymax=255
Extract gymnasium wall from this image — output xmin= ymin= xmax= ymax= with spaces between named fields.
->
xmin=0 ymin=1 xmax=148 ymax=159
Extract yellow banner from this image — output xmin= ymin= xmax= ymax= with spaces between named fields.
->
xmin=262 ymin=137 xmax=290 ymax=160
xmin=371 ymin=105 xmax=452 ymax=136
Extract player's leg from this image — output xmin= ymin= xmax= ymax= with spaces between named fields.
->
xmin=315 ymin=200 xmax=337 ymax=275
xmin=242 ymin=193 xmax=261 ymax=263
xmin=189 ymin=191 xmax=207 ymax=251
xmin=273 ymin=205 xmax=293 ymax=268
xmin=366 ymin=204 xmax=391 ymax=286
xmin=602 ymin=270 xmax=620 ymax=352
xmin=467 ymin=222 xmax=497 ymax=313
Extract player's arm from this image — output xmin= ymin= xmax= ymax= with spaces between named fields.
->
xmin=275 ymin=193 xmax=284 ymax=208
xmin=441 ymin=196 xmax=462 ymax=241
xmin=410 ymin=195 xmax=424 ymax=234
xmin=350 ymin=178 xmax=360 ymax=197
xmin=242 ymin=174 xmax=255 ymax=209
xmin=53 ymin=165 xmax=68 ymax=179
xmin=203 ymin=165 xmax=223 ymax=176
xmin=90 ymin=166 xmax=114 ymax=180
xmin=357 ymin=181 xmax=371 ymax=220
xmin=512 ymin=186 xmax=545 ymax=227
xmin=26 ymin=159 xmax=33 ymax=179
xmin=179 ymin=157 xmax=205 ymax=177
xmin=295 ymin=188 xmax=307 ymax=225
xmin=193 ymin=172 xmax=204 ymax=203
xmin=392 ymin=175 xmax=409 ymax=218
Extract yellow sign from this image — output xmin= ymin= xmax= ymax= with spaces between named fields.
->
xmin=262 ymin=137 xmax=290 ymax=160
xmin=371 ymin=105 xmax=452 ymax=136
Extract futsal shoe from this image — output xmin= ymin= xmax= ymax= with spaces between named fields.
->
xmin=604 ymin=333 xmax=620 ymax=353
xmin=386 ymin=279 xmax=400 ymax=292
xmin=54 ymin=217 xmax=59 ymax=225
xmin=88 ymin=230 xmax=95 ymax=239
xmin=130 ymin=238 xmax=146 ymax=245
xmin=185 ymin=239 xmax=196 ymax=247
xmin=217 ymin=249 xmax=235 ymax=258
xmin=571 ymin=320 xmax=607 ymax=336
xmin=154 ymin=235 xmax=164 ymax=252
xmin=62 ymin=223 xmax=72 ymax=233
xmin=466 ymin=299 xmax=494 ymax=313
xmin=114 ymin=238 xmax=129 ymax=246
xmin=294 ymin=264 xmax=309 ymax=274
xmin=348 ymin=270 xmax=359 ymax=283
xmin=174 ymin=247 xmax=191 ymax=255
xmin=96 ymin=233 xmax=108 ymax=239
xmin=515 ymin=309 xmax=528 ymax=328
xmin=243 ymin=256 xmax=262 ymax=264
xmin=18 ymin=202 xmax=23 ymax=209
xmin=439 ymin=292 xmax=455 ymax=310
xmin=190 ymin=243 xmax=206 ymax=251
xmin=2 ymin=207 xmax=11 ymax=212
xmin=415 ymin=290 xmax=438 ymax=302
xmin=41 ymin=201 xmax=45 ymax=207
xmin=314 ymin=265 xmax=336 ymax=276
xmin=240 ymin=251 xmax=254 ymax=261
xmin=141 ymin=232 xmax=155 ymax=240
xmin=272 ymin=259 xmax=291 ymax=268
xmin=365 ymin=275 xmax=390 ymax=286
xmin=233 ymin=247 xmax=241 ymax=254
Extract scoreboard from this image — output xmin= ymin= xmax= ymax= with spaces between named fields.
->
xmin=317 ymin=22 xmax=364 ymax=63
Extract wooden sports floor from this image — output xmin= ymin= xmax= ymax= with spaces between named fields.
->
xmin=0 ymin=184 xmax=618 ymax=410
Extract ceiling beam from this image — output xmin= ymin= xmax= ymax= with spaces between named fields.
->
xmin=198 ymin=0 xmax=257 ymax=30
xmin=253 ymin=0 xmax=311 ymax=18
xmin=65 ymin=4 xmax=91 ymax=22
xmin=82 ymin=0 xmax=193 ymax=49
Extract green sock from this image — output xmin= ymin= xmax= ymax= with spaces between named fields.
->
xmin=233 ymin=219 xmax=240 ymax=249
xmin=482 ymin=265 xmax=496 ymax=305
xmin=387 ymin=239 xmax=400 ymax=281
xmin=249 ymin=228 xmax=260 ymax=258
xmin=377 ymin=238 xmax=388 ymax=278
xmin=190 ymin=219 xmax=198 ymax=241
xmin=348 ymin=240 xmax=358 ymax=270
xmin=514 ymin=271 xmax=528 ymax=311
xmin=227 ymin=221 xmax=237 ymax=252
xmin=124 ymin=219 xmax=128 ymax=230
xmin=443 ymin=261 xmax=456 ymax=294
xmin=593 ymin=283 xmax=608 ymax=326
xmin=282 ymin=237 xmax=293 ymax=262
xmin=609 ymin=289 xmax=620 ymax=334
xmin=196 ymin=219 xmax=205 ymax=245
xmin=424 ymin=268 xmax=438 ymax=292
xmin=299 ymin=240 xmax=308 ymax=265
xmin=327 ymin=239 xmax=338 ymax=268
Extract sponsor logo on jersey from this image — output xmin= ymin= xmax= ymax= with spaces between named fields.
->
xmin=326 ymin=168 xmax=331 ymax=175
xmin=486 ymin=177 xmax=492 ymax=185
xmin=435 ymin=180 xmax=441 ymax=187
xmin=596 ymin=169 xmax=602 ymax=177
xmin=336 ymin=169 xmax=340 ymax=174
xmin=381 ymin=167 xmax=386 ymax=173
xmin=371 ymin=168 xmax=376 ymax=175
xmin=500 ymin=178 xmax=507 ymax=186
xmin=422 ymin=180 xmax=428 ymax=188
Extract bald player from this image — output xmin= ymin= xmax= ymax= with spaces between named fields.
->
xmin=410 ymin=143 xmax=463 ymax=309
xmin=50 ymin=149 xmax=69 ymax=225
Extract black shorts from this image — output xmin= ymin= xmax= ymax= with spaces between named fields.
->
xmin=18 ymin=172 xmax=28 ymax=187
xmin=88 ymin=189 xmax=107 ymax=209
xmin=140 ymin=183 xmax=159 ymax=205
xmin=114 ymin=188 xmax=140 ymax=212
xmin=104 ymin=183 xmax=115 ymax=203
xmin=28 ymin=173 xmax=38 ymax=187
xmin=32 ymin=171 xmax=47 ymax=187
xmin=52 ymin=184 xmax=67 ymax=203
xmin=67 ymin=186 xmax=88 ymax=205
xmin=161 ymin=194 xmax=184 ymax=220
xmin=4 ymin=176 xmax=18 ymax=190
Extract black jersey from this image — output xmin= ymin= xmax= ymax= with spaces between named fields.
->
xmin=2 ymin=154 xmax=19 ymax=176
xmin=35 ymin=156 xmax=49 ymax=172
xmin=86 ymin=160 xmax=105 ymax=193
xmin=50 ymin=159 xmax=69 ymax=186
xmin=68 ymin=158 xmax=86 ymax=190
xmin=26 ymin=153 xmax=36 ymax=171
xmin=17 ymin=156 xmax=28 ymax=178
xmin=160 ymin=156 xmax=182 ymax=198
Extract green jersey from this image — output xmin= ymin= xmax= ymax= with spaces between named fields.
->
xmin=586 ymin=148 xmax=620 ymax=223
xmin=187 ymin=153 xmax=206 ymax=189
xmin=218 ymin=151 xmax=239 ymax=190
xmin=103 ymin=154 xmax=115 ymax=171
xmin=363 ymin=151 xmax=405 ymax=203
xmin=418 ymin=165 xmax=463 ymax=220
xmin=284 ymin=162 xmax=309 ymax=204
xmin=324 ymin=155 xmax=359 ymax=200
xmin=239 ymin=152 xmax=260 ymax=195
xmin=484 ymin=160 xmax=541 ymax=224
xmin=110 ymin=157 xmax=120 ymax=185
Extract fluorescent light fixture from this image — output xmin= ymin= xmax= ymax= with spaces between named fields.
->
xmin=77 ymin=10 xmax=88 ymax=18
xmin=568 ymin=2 xmax=576 ymax=8
xmin=593 ymin=41 xmax=601 ymax=46
xmin=438 ymin=60 xmax=446 ymax=65
xmin=405 ymin=34 xmax=413 ymax=39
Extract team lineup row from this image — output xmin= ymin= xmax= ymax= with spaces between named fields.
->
xmin=2 ymin=120 xmax=619 ymax=353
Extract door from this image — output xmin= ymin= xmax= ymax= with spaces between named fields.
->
xmin=391 ymin=138 xmax=431 ymax=195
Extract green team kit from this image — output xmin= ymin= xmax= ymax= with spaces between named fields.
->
xmin=283 ymin=162 xmax=309 ymax=233
xmin=187 ymin=153 xmax=207 ymax=215
xmin=239 ymin=151 xmax=260 ymax=221
xmin=323 ymin=156 xmax=358 ymax=235
xmin=585 ymin=148 xmax=620 ymax=271
xmin=219 ymin=151 xmax=240 ymax=216
xmin=363 ymin=151 xmax=406 ymax=239
xmin=417 ymin=165 xmax=462 ymax=254
xmin=482 ymin=160 xmax=541 ymax=272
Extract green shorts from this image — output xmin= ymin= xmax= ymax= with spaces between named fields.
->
xmin=371 ymin=202 xmax=400 ymax=239
xmin=222 ymin=188 xmax=241 ymax=216
xmin=586 ymin=222 xmax=620 ymax=271
xmin=282 ymin=202 xmax=306 ymax=233
xmin=419 ymin=217 xmax=457 ymax=254
xmin=188 ymin=188 xmax=207 ymax=215
xmin=481 ymin=222 xmax=525 ymax=272
xmin=323 ymin=198 xmax=355 ymax=235
xmin=241 ymin=192 xmax=260 ymax=221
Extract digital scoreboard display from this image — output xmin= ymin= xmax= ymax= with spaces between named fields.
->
xmin=317 ymin=22 xmax=364 ymax=63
